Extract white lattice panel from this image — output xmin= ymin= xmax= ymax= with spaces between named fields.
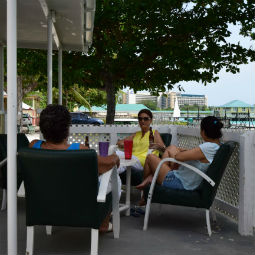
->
xmin=69 ymin=133 xmax=111 ymax=152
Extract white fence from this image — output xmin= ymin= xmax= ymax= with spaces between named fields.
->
xmin=69 ymin=124 xmax=255 ymax=236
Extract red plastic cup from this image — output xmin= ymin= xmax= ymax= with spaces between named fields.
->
xmin=124 ymin=140 xmax=133 ymax=159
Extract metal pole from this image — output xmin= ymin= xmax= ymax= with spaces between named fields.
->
xmin=47 ymin=11 xmax=53 ymax=105
xmin=248 ymin=108 xmax=250 ymax=129
xmin=7 ymin=0 xmax=17 ymax=254
xmin=58 ymin=46 xmax=62 ymax=105
xmin=0 ymin=44 xmax=4 ymax=111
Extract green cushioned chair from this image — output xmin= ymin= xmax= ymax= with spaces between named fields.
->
xmin=18 ymin=147 xmax=120 ymax=255
xmin=0 ymin=133 xmax=29 ymax=210
xmin=143 ymin=141 xmax=236 ymax=236
xmin=120 ymin=133 xmax=172 ymax=186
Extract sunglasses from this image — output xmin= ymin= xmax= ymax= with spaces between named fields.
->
xmin=138 ymin=117 xmax=151 ymax=122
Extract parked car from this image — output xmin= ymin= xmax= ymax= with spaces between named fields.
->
xmin=70 ymin=112 xmax=104 ymax=125
xmin=22 ymin=113 xmax=32 ymax=126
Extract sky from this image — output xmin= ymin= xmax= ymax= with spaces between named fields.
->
xmin=128 ymin=25 xmax=255 ymax=107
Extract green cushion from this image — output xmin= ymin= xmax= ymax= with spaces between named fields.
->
xmin=0 ymin=133 xmax=29 ymax=189
xmin=18 ymin=148 xmax=112 ymax=228
xmin=160 ymin=133 xmax=172 ymax=147
xmin=144 ymin=141 xmax=236 ymax=209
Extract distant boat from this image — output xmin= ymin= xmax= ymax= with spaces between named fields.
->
xmin=173 ymin=98 xmax=180 ymax=118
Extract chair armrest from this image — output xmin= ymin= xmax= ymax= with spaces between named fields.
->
xmin=97 ymin=169 xmax=112 ymax=203
xmin=0 ymin=158 xmax=7 ymax=168
xmin=161 ymin=158 xmax=215 ymax=186
xmin=97 ymin=165 xmax=119 ymax=203
xmin=151 ymin=158 xmax=215 ymax=192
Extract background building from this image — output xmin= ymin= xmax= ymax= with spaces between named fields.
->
xmin=214 ymin=100 xmax=254 ymax=118
xmin=124 ymin=90 xmax=207 ymax=109
xmin=125 ymin=90 xmax=157 ymax=104
xmin=166 ymin=92 xmax=208 ymax=109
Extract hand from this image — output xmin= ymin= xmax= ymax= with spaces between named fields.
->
xmin=116 ymin=140 xmax=124 ymax=148
xmin=149 ymin=143 xmax=165 ymax=152
xmin=165 ymin=145 xmax=180 ymax=157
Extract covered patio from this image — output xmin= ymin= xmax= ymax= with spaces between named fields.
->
xmin=0 ymin=1 xmax=255 ymax=255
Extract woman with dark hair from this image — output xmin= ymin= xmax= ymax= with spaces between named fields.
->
xmin=116 ymin=109 xmax=166 ymax=174
xmin=29 ymin=104 xmax=120 ymax=232
xmin=136 ymin=116 xmax=223 ymax=194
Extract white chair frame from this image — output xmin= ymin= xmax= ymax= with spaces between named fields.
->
xmin=143 ymin=158 xmax=215 ymax=236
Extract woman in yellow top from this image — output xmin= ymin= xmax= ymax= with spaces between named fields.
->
xmin=116 ymin=109 xmax=166 ymax=174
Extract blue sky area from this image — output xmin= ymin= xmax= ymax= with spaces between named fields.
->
xmin=127 ymin=25 xmax=255 ymax=107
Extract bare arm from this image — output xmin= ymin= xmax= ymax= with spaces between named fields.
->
xmin=80 ymin=144 xmax=120 ymax=174
xmin=116 ymin=133 xmax=136 ymax=148
xmin=97 ymin=154 xmax=120 ymax=174
xmin=175 ymin=147 xmax=208 ymax=162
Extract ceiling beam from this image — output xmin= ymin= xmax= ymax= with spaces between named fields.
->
xmin=38 ymin=0 xmax=61 ymax=49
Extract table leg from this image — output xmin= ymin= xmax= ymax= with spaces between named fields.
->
xmin=125 ymin=166 xmax=131 ymax=216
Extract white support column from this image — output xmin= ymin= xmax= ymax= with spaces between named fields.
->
xmin=47 ymin=11 xmax=53 ymax=105
xmin=0 ymin=44 xmax=4 ymax=111
xmin=58 ymin=46 xmax=62 ymax=105
xmin=7 ymin=0 xmax=18 ymax=254
xmin=238 ymin=131 xmax=255 ymax=235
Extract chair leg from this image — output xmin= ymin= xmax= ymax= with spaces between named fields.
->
xmin=143 ymin=194 xmax=153 ymax=231
xmin=206 ymin=209 xmax=212 ymax=236
xmin=46 ymin=226 xmax=52 ymax=235
xmin=111 ymin=166 xmax=120 ymax=238
xmin=90 ymin=229 xmax=98 ymax=255
xmin=26 ymin=226 xmax=34 ymax=255
xmin=1 ymin=188 xmax=6 ymax=210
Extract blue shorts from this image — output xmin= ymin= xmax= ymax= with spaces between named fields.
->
xmin=162 ymin=171 xmax=184 ymax=190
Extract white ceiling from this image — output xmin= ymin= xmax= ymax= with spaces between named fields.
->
xmin=0 ymin=0 xmax=95 ymax=52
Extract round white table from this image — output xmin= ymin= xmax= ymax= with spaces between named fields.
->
xmin=119 ymin=157 xmax=138 ymax=216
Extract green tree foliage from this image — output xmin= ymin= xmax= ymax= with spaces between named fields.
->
xmin=17 ymin=1 xmax=255 ymax=124
xmin=62 ymin=0 xmax=255 ymax=123
xmin=142 ymin=100 xmax=158 ymax=111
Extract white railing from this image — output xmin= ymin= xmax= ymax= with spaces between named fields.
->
xmin=69 ymin=124 xmax=255 ymax=236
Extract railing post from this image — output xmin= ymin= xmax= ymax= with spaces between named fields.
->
xmin=170 ymin=125 xmax=178 ymax=146
xmin=238 ymin=131 xmax=255 ymax=235
xmin=110 ymin=125 xmax=118 ymax=145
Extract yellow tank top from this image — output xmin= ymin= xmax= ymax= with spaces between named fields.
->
xmin=132 ymin=129 xmax=159 ymax=167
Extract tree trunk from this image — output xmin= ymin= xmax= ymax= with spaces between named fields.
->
xmin=105 ymin=79 xmax=115 ymax=124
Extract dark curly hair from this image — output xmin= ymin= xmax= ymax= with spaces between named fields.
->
xmin=200 ymin=116 xmax=223 ymax=139
xmin=138 ymin=109 xmax=153 ymax=119
xmin=39 ymin=104 xmax=71 ymax=143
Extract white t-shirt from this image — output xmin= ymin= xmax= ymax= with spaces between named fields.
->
xmin=173 ymin=142 xmax=220 ymax=190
